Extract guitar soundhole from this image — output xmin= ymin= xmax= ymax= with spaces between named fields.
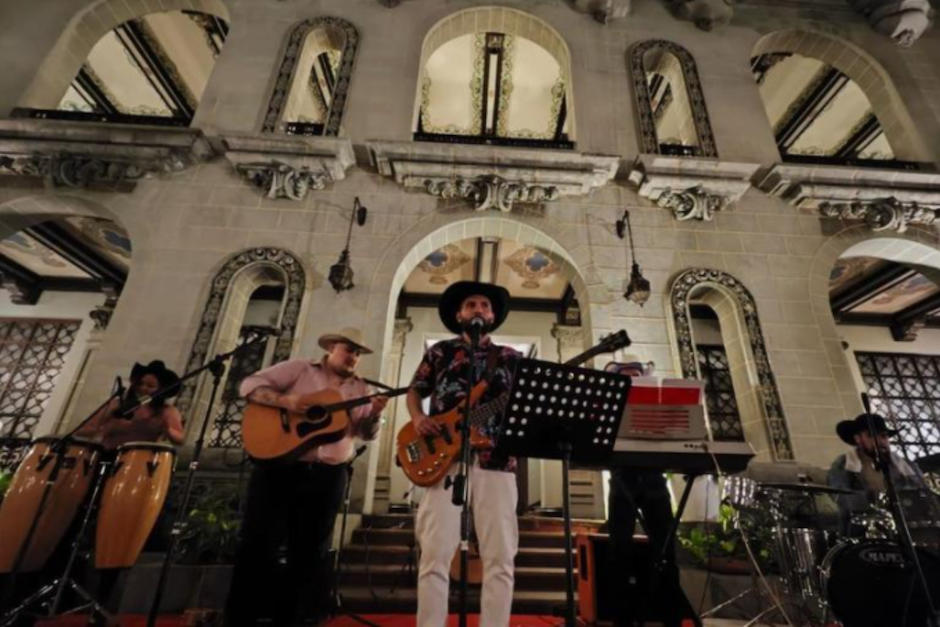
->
xmin=297 ymin=407 xmax=330 ymax=437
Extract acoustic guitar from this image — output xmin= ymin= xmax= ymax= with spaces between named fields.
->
xmin=396 ymin=330 xmax=631 ymax=487
xmin=242 ymin=386 xmax=409 ymax=461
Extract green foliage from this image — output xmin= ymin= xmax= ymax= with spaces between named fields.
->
xmin=0 ymin=468 xmax=12 ymax=501
xmin=176 ymin=484 xmax=242 ymax=565
xmin=678 ymin=503 xmax=775 ymax=570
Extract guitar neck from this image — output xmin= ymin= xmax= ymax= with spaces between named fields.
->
xmin=317 ymin=386 xmax=410 ymax=415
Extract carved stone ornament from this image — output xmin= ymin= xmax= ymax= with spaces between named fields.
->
xmin=425 ymin=175 xmax=560 ymax=212
xmin=846 ymin=0 xmax=931 ymax=47
xmin=759 ymin=163 xmax=940 ymax=228
xmin=0 ymin=120 xmax=211 ymax=189
xmin=670 ymin=268 xmax=794 ymax=461
xmin=176 ymin=248 xmax=305 ymax=416
xmin=221 ymin=134 xmax=354 ymax=198
xmin=630 ymin=40 xmax=718 ymax=158
xmin=262 ymin=17 xmax=359 ymax=135
xmin=551 ymin=323 xmax=585 ymax=349
xmin=570 ymin=0 xmax=631 ymax=23
xmin=89 ymin=295 xmax=118 ymax=330
xmin=368 ymin=141 xmax=618 ymax=208
xmin=667 ymin=0 xmax=735 ymax=31
xmin=236 ymin=161 xmax=329 ymax=200
xmin=628 ymin=154 xmax=759 ymax=221
xmin=819 ymin=198 xmax=940 ymax=233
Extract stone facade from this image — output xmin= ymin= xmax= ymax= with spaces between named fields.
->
xmin=1 ymin=0 xmax=940 ymax=512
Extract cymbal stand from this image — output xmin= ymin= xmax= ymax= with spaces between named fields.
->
xmin=145 ymin=329 xmax=275 ymax=627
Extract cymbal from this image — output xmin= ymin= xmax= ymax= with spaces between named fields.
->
xmin=916 ymin=453 xmax=940 ymax=473
xmin=760 ymin=481 xmax=853 ymax=496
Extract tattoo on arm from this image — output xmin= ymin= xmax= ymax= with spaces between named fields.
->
xmin=247 ymin=387 xmax=283 ymax=408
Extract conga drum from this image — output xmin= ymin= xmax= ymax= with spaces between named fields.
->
xmin=95 ymin=442 xmax=175 ymax=569
xmin=0 ymin=436 xmax=101 ymax=573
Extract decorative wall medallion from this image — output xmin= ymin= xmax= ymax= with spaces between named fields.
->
xmin=670 ymin=268 xmax=794 ymax=460
xmin=570 ymin=0 xmax=632 ymax=22
xmin=417 ymin=244 xmax=472 ymax=284
xmin=74 ymin=218 xmax=132 ymax=259
xmin=235 ymin=161 xmax=330 ymax=200
xmin=262 ymin=17 xmax=359 ymax=135
xmin=656 ymin=186 xmax=726 ymax=221
xmin=630 ymin=40 xmax=718 ymax=158
xmin=504 ymin=247 xmax=561 ymax=288
xmin=89 ymin=294 xmax=118 ymax=330
xmin=176 ymin=248 xmax=305 ymax=416
xmin=818 ymin=198 xmax=940 ymax=234
xmin=424 ymin=175 xmax=559 ymax=212
xmin=666 ymin=0 xmax=735 ymax=31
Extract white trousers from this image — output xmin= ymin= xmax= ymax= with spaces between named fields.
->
xmin=415 ymin=461 xmax=519 ymax=627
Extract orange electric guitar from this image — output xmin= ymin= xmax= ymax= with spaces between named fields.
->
xmin=396 ymin=330 xmax=630 ymax=486
xmin=242 ymin=386 xmax=410 ymax=461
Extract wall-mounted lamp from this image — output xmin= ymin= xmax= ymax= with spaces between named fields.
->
xmin=328 ymin=197 xmax=368 ymax=292
xmin=615 ymin=209 xmax=651 ymax=306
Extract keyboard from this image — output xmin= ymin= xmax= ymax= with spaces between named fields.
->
xmin=602 ymin=438 xmax=755 ymax=474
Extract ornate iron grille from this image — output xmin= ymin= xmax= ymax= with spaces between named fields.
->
xmin=855 ymin=352 xmax=940 ymax=462
xmin=208 ymin=326 xmax=271 ymax=448
xmin=696 ymin=344 xmax=744 ymax=441
xmin=0 ymin=319 xmax=80 ymax=443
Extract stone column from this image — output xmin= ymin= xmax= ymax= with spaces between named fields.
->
xmin=370 ymin=317 xmax=412 ymax=513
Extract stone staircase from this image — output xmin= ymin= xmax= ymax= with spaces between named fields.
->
xmin=337 ymin=512 xmax=606 ymax=615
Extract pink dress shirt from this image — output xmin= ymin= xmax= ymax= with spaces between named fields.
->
xmin=239 ymin=359 xmax=378 ymax=464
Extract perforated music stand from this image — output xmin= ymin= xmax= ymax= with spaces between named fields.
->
xmin=494 ymin=358 xmax=631 ymax=627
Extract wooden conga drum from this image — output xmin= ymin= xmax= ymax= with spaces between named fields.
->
xmin=0 ymin=436 xmax=101 ymax=573
xmin=95 ymin=442 xmax=175 ymax=569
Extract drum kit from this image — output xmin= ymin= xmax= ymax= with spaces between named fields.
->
xmin=722 ymin=472 xmax=940 ymax=627
xmin=0 ymin=435 xmax=175 ymax=624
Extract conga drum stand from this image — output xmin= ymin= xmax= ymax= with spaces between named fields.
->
xmin=1 ymin=460 xmax=113 ymax=626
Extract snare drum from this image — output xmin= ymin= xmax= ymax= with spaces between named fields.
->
xmin=773 ymin=527 xmax=832 ymax=601
xmin=0 ymin=436 xmax=101 ymax=573
xmin=820 ymin=539 xmax=940 ymax=627
xmin=95 ymin=442 xmax=175 ymax=569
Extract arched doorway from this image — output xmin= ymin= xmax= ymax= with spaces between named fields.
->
xmin=364 ymin=215 xmax=612 ymax=517
xmin=0 ymin=194 xmax=131 ymax=468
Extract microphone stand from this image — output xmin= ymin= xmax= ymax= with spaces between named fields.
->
xmin=861 ymin=393 xmax=939 ymax=627
xmin=447 ymin=321 xmax=482 ymax=627
xmin=145 ymin=328 xmax=277 ymax=627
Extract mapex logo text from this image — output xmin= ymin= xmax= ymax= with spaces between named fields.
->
xmin=860 ymin=547 xmax=905 ymax=567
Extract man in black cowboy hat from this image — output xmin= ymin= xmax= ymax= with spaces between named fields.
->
xmin=407 ymin=280 xmax=521 ymax=626
xmin=828 ymin=412 xmax=930 ymax=533
xmin=78 ymin=360 xmax=184 ymax=449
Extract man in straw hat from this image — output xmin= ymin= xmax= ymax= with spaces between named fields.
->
xmin=224 ymin=328 xmax=388 ymax=627
xmin=407 ymin=280 xmax=521 ymax=625
xmin=828 ymin=412 xmax=930 ymax=533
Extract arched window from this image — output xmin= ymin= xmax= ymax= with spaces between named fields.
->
xmin=262 ymin=17 xmax=359 ymax=136
xmin=751 ymin=30 xmax=929 ymax=167
xmin=16 ymin=8 xmax=228 ymax=126
xmin=630 ymin=40 xmax=717 ymax=157
xmin=413 ymin=7 xmax=575 ymax=149
xmin=176 ymin=249 xmax=305 ymax=448
xmin=670 ymin=268 xmax=793 ymax=460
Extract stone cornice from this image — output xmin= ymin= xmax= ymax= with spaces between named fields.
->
xmin=219 ymin=134 xmax=355 ymax=200
xmin=759 ymin=162 xmax=940 ymax=232
xmin=628 ymin=154 xmax=760 ymax=221
xmin=0 ymin=119 xmax=211 ymax=189
xmin=366 ymin=141 xmax=619 ymax=212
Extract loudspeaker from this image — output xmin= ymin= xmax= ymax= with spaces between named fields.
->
xmin=576 ymin=533 xmax=699 ymax=626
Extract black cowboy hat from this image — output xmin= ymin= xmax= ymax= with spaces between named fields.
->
xmin=836 ymin=413 xmax=899 ymax=445
xmin=438 ymin=280 xmax=510 ymax=335
xmin=130 ymin=360 xmax=182 ymax=397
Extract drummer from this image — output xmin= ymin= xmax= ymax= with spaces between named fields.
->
xmin=827 ymin=413 xmax=930 ymax=533
xmin=77 ymin=360 xmax=184 ymax=449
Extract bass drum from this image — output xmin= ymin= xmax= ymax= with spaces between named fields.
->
xmin=820 ymin=539 xmax=940 ymax=627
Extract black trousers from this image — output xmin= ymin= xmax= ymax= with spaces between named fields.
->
xmin=607 ymin=467 xmax=695 ymax=627
xmin=224 ymin=461 xmax=347 ymax=627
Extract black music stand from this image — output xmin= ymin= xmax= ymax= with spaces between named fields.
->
xmin=493 ymin=358 xmax=630 ymax=627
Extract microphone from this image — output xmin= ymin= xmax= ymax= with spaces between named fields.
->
xmin=463 ymin=316 xmax=488 ymax=344
xmin=114 ymin=376 xmax=125 ymax=397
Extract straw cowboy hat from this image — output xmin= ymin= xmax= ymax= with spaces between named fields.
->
xmin=437 ymin=280 xmax=510 ymax=335
xmin=317 ymin=327 xmax=374 ymax=354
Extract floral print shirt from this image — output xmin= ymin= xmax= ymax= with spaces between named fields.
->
xmin=411 ymin=336 xmax=521 ymax=472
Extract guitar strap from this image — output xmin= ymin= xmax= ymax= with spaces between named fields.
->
xmin=483 ymin=344 xmax=500 ymax=384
